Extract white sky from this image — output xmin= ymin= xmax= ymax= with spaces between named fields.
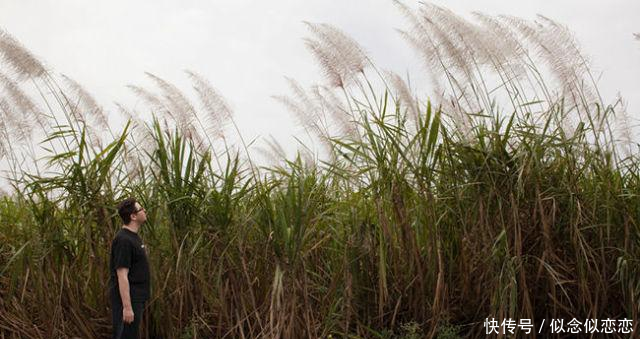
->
xmin=1 ymin=0 xmax=639 ymax=159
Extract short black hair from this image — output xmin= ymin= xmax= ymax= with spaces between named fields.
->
xmin=117 ymin=197 xmax=138 ymax=225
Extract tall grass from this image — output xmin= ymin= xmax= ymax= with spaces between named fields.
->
xmin=1 ymin=3 xmax=639 ymax=339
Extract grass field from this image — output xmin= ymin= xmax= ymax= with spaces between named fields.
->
xmin=1 ymin=3 xmax=639 ymax=338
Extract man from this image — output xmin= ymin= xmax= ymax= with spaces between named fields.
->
xmin=110 ymin=198 xmax=150 ymax=339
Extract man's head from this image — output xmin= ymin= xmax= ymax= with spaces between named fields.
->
xmin=117 ymin=197 xmax=147 ymax=226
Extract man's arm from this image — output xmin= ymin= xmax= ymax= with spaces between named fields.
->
xmin=116 ymin=267 xmax=135 ymax=324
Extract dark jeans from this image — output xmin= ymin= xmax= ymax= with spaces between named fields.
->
xmin=112 ymin=300 xmax=145 ymax=339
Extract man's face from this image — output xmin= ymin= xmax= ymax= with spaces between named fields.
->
xmin=131 ymin=202 xmax=147 ymax=224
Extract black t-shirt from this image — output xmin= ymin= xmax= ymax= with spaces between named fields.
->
xmin=109 ymin=228 xmax=150 ymax=303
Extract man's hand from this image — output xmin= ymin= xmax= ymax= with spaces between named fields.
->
xmin=123 ymin=306 xmax=134 ymax=324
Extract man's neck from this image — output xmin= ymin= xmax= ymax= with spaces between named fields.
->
xmin=122 ymin=224 xmax=140 ymax=233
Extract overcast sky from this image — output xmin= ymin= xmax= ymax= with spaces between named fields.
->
xmin=1 ymin=0 xmax=639 ymax=158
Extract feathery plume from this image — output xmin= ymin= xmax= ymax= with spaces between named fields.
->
xmin=285 ymin=77 xmax=318 ymax=117
xmin=613 ymin=94 xmax=635 ymax=158
xmin=56 ymin=88 xmax=103 ymax=148
xmin=66 ymin=103 xmax=103 ymax=148
xmin=126 ymin=82 xmax=172 ymax=140
xmin=122 ymin=145 xmax=142 ymax=180
xmin=420 ymin=4 xmax=486 ymax=63
xmin=393 ymin=1 xmax=441 ymax=73
xmin=87 ymin=124 xmax=103 ymax=148
xmin=536 ymin=15 xmax=593 ymax=79
xmin=145 ymin=72 xmax=196 ymax=133
xmin=256 ymin=135 xmax=288 ymax=165
xmin=416 ymin=4 xmax=474 ymax=75
xmin=395 ymin=1 xmax=481 ymax=115
xmin=303 ymin=22 xmax=368 ymax=72
xmin=419 ymin=3 xmax=491 ymax=113
xmin=0 ymin=71 xmax=47 ymax=128
xmin=127 ymin=85 xmax=164 ymax=110
xmin=60 ymin=89 xmax=88 ymax=126
xmin=315 ymin=84 xmax=357 ymax=137
xmin=303 ymin=22 xmax=369 ymax=88
xmin=310 ymin=84 xmax=357 ymax=138
xmin=0 ymin=98 xmax=31 ymax=144
xmin=265 ymin=135 xmax=287 ymax=160
xmin=471 ymin=12 xmax=528 ymax=73
xmin=393 ymin=4 xmax=456 ymax=118
xmin=384 ymin=71 xmax=420 ymax=125
xmin=277 ymin=77 xmax=325 ymax=130
xmin=472 ymin=12 xmax=550 ymax=108
xmin=185 ymin=70 xmax=233 ymax=140
xmin=272 ymin=94 xmax=324 ymax=139
xmin=502 ymin=15 xmax=598 ymax=111
xmin=0 ymin=29 xmax=47 ymax=80
xmin=471 ymin=12 xmax=549 ymax=115
xmin=61 ymin=75 xmax=109 ymax=130
xmin=299 ymin=147 xmax=315 ymax=167
xmin=114 ymin=102 xmax=134 ymax=123
xmin=395 ymin=28 xmax=442 ymax=90
xmin=126 ymin=84 xmax=180 ymax=134
xmin=0 ymin=120 xmax=7 ymax=159
xmin=318 ymin=23 xmax=368 ymax=73
xmin=304 ymin=38 xmax=346 ymax=88
xmin=273 ymin=78 xmax=333 ymax=152
xmin=115 ymin=102 xmax=154 ymax=152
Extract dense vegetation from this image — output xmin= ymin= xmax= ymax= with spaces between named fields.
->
xmin=1 ymin=3 xmax=639 ymax=338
